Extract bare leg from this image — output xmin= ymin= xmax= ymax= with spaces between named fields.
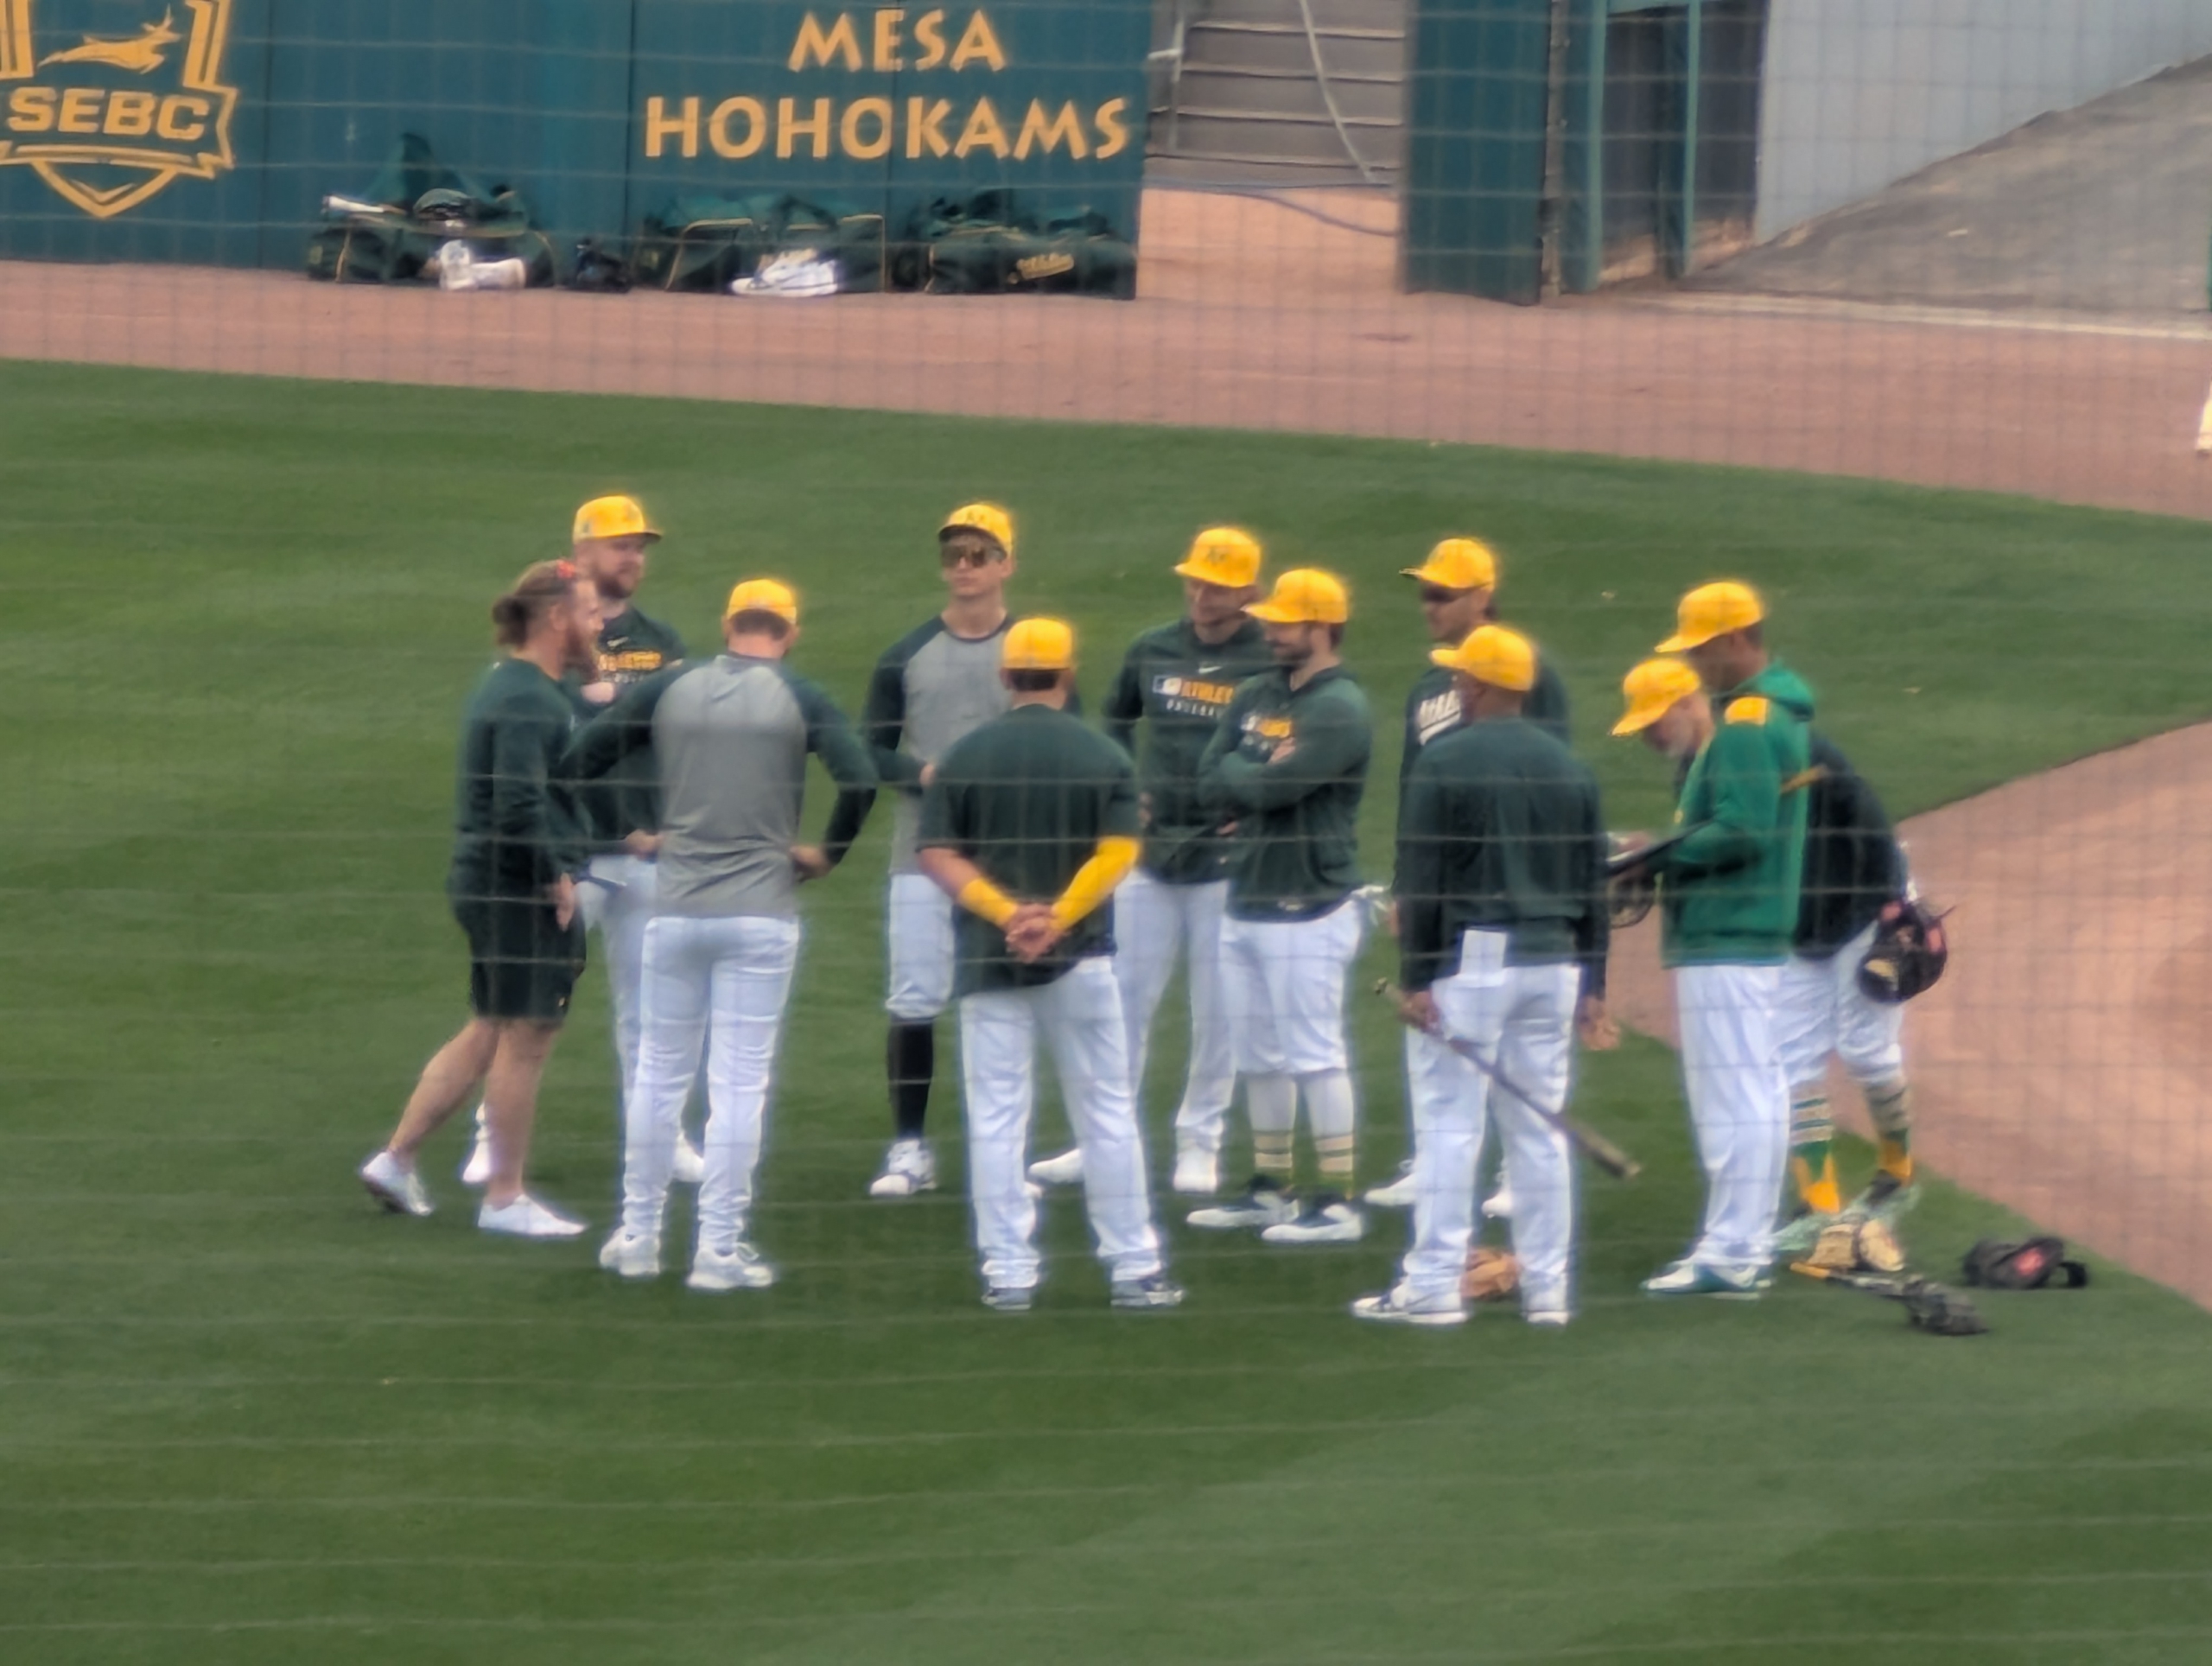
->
xmin=387 ymin=1019 xmax=501 ymax=1162
xmin=483 ymin=1021 xmax=563 ymax=1208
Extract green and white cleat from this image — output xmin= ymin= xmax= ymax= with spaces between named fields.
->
xmin=1642 ymin=1258 xmax=1764 ymax=1300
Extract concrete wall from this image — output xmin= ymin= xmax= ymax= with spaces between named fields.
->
xmin=1757 ymin=0 xmax=2212 ymax=239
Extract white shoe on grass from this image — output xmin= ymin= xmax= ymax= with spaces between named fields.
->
xmin=1187 ymin=1177 xmax=1296 ymax=1230
xmin=479 ymin=1194 xmax=587 ymax=1239
xmin=1171 ymin=1143 xmax=1219 ymax=1196
xmin=1363 ymin=1160 xmax=1418 ymax=1209
xmin=360 ymin=1150 xmax=432 ymax=1218
xmin=869 ymin=1138 xmax=938 ymax=1199
xmin=460 ymin=1105 xmax=491 ymax=1185
xmin=598 ymin=1229 xmax=661 ymax=1280
xmin=1027 ymin=1147 xmax=1084 ymax=1186
xmin=687 ymin=1241 xmax=776 ymax=1292
xmin=1482 ymin=1186 xmax=1515 ymax=1221
xmin=1262 ymin=1193 xmax=1367 ymax=1245
xmin=671 ymin=1137 xmax=707 ymax=1186
xmin=1351 ymin=1284 xmax=1466 ymax=1327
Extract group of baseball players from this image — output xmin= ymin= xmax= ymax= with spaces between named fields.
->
xmin=357 ymin=494 xmax=1921 ymax=1324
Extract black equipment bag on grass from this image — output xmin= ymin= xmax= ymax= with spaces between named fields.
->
xmin=1961 ymin=1237 xmax=2090 ymax=1289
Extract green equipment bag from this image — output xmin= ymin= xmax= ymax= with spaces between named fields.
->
xmin=304 ymin=132 xmax=555 ymax=286
xmin=899 ymin=192 xmax=1135 ymax=298
xmin=632 ymin=194 xmax=886 ymax=294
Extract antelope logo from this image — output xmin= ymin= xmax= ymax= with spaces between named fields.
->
xmin=39 ymin=7 xmax=176 ymax=73
xmin=1 ymin=0 xmax=239 ymax=219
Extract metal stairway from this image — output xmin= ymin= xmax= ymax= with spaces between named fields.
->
xmin=1147 ymin=0 xmax=1407 ymax=188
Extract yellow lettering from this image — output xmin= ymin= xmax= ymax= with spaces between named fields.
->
xmin=906 ymin=95 xmax=951 ymax=157
xmin=1093 ymin=95 xmax=1128 ymax=160
xmin=7 ymin=86 xmax=56 ymax=133
xmin=1014 ymin=99 xmax=1086 ymax=159
xmin=644 ymin=95 xmax=700 ymax=159
xmin=953 ymin=95 xmax=1008 ymax=157
xmin=872 ymin=9 xmax=906 ymax=70
xmin=841 ymin=96 xmax=893 ymax=160
xmin=57 ymin=86 xmax=101 ymax=135
xmin=788 ymin=11 xmax=863 ymax=71
xmin=156 ymin=94 xmax=208 ymax=143
xmin=709 ymin=96 xmax=766 ymax=159
xmin=912 ymin=9 xmax=947 ymax=69
xmin=778 ymin=96 xmax=832 ymax=159
xmin=104 ymin=89 xmax=157 ymax=137
xmin=950 ymin=10 xmax=1006 ymax=71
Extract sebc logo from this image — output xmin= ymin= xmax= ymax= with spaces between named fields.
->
xmin=1 ymin=1 xmax=238 ymax=219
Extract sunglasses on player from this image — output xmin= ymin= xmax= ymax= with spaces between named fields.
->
xmin=1417 ymin=586 xmax=1465 ymax=606
xmin=939 ymin=546 xmax=1005 ymax=569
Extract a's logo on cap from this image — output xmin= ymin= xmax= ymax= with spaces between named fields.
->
xmin=1 ymin=1 xmax=241 ymax=220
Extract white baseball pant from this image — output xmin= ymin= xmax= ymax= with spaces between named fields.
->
xmin=885 ymin=870 xmax=957 ymax=1021
xmin=1399 ymin=938 xmax=1578 ymax=1313
xmin=1774 ymin=921 xmax=1905 ymax=1090
xmin=620 ymin=913 xmax=801 ymax=1255
xmin=957 ymin=957 xmax=1165 ymax=1292
xmin=1674 ymin=963 xmax=1790 ymax=1273
xmin=1110 ymin=870 xmax=1236 ymax=1152
xmin=579 ymin=852 xmax=658 ymax=1109
xmin=1219 ymin=901 xmax=1365 ymax=1077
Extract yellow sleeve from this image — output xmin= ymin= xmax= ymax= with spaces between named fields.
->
xmin=957 ymin=877 xmax=1020 ymax=927
xmin=1049 ymin=836 xmax=1141 ymax=932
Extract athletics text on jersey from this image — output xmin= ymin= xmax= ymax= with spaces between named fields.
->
xmin=570 ymin=606 xmax=687 ymax=849
xmin=1198 ymin=664 xmax=1372 ymax=920
xmin=1397 ymin=642 xmax=1572 ymax=795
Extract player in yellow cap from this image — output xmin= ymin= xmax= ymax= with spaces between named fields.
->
xmin=1614 ymin=579 xmax=1815 ymax=1298
xmin=565 ymin=580 xmax=875 ymax=1288
xmin=1027 ymin=528 xmax=1275 ymax=1199
xmin=915 ymin=620 xmax=1181 ymax=1311
xmin=1190 ymin=569 xmax=1376 ymax=1244
xmin=1368 ymin=536 xmax=1572 ymax=1217
xmin=1356 ymin=626 xmax=1613 ymax=1326
xmin=822 ymin=503 xmax=1081 ymax=1200
xmin=460 ymin=495 xmax=696 ymax=1190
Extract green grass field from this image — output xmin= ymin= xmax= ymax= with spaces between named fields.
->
xmin=7 ymin=359 xmax=2212 ymax=1663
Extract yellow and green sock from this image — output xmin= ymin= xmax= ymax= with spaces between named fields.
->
xmin=1789 ymin=1091 xmax=1840 ymax=1215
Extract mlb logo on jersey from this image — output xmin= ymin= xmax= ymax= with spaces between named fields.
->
xmin=0 ymin=0 xmax=241 ymax=219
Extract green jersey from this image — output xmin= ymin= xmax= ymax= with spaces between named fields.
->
xmin=1398 ymin=646 xmax=1571 ymax=797
xmin=918 ymin=703 xmax=1141 ymax=995
xmin=1651 ymin=660 xmax=1815 ymax=967
xmin=1198 ymin=664 xmax=1372 ymax=920
xmin=1102 ymin=616 xmax=1274 ymax=883
xmin=569 ymin=604 xmax=686 ymax=849
xmin=448 ymin=657 xmax=583 ymax=905
xmin=1395 ymin=717 xmax=1609 ymax=995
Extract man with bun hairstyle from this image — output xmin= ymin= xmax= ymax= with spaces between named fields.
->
xmin=1027 ymin=527 xmax=1274 ymax=1199
xmin=1613 ymin=579 xmax=1814 ymax=1298
xmin=917 ymin=619 xmax=1181 ymax=1313
xmin=1369 ymin=536 xmax=1569 ymax=1215
xmin=568 ymin=580 xmax=874 ymax=1291
xmin=359 ymin=560 xmax=602 ymax=1239
xmin=1190 ymin=569 xmax=1375 ymax=1245
xmin=461 ymin=494 xmax=701 ymax=1188
xmin=1357 ymin=626 xmax=1612 ymax=1327
xmin=828 ymin=504 xmax=1079 ymax=1200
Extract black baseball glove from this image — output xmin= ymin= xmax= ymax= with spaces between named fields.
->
xmin=1858 ymin=897 xmax=1949 ymax=1004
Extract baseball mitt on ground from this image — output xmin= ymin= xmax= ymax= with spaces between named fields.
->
xmin=1463 ymin=1247 xmax=1521 ymax=1302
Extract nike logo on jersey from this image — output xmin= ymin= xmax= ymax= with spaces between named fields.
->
xmin=1196 ymin=663 xmax=1224 ymax=675
xmin=1414 ymin=689 xmax=1463 ymax=747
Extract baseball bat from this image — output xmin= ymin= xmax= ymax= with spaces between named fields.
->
xmin=1787 ymin=1262 xmax=1909 ymax=1298
xmin=1373 ymin=980 xmax=1642 ymax=1180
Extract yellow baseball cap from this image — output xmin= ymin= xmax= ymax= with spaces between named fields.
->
xmin=940 ymin=502 xmax=1015 ymax=559
xmin=1402 ymin=537 xmax=1499 ymax=593
xmin=1003 ymin=616 xmax=1075 ymax=671
xmin=1174 ymin=526 xmax=1263 ymax=589
xmin=1612 ymin=658 xmax=1706 ymax=736
xmin=723 ymin=577 xmax=799 ymax=625
xmin=1431 ymin=624 xmax=1536 ymax=692
xmin=1246 ymin=568 xmax=1351 ymax=625
xmin=573 ymin=494 xmax=661 ymax=544
xmin=1656 ymin=581 xmax=1764 ymax=652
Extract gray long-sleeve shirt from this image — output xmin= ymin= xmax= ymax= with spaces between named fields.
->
xmin=563 ymin=653 xmax=874 ymax=919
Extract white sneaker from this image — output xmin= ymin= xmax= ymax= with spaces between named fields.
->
xmin=1351 ymin=1285 xmax=1466 ymax=1327
xmin=671 ymin=1137 xmax=707 ymax=1186
xmin=360 ymin=1149 xmax=431 ymax=1218
xmin=1524 ymin=1307 xmax=1571 ymax=1328
xmin=687 ymin=1241 xmax=776 ymax=1291
xmin=1262 ymin=1193 xmax=1368 ymax=1245
xmin=1172 ymin=1143 xmax=1219 ymax=1196
xmin=1482 ymin=1186 xmax=1515 ymax=1221
xmin=868 ymin=1138 xmax=938 ymax=1199
xmin=1187 ymin=1177 xmax=1297 ymax=1230
xmin=460 ymin=1105 xmax=491 ymax=1185
xmin=597 ymin=1229 xmax=661 ymax=1280
xmin=478 ymin=1194 xmax=587 ymax=1239
xmin=1027 ymin=1147 xmax=1085 ymax=1186
xmin=1363 ymin=1160 xmax=1418 ymax=1209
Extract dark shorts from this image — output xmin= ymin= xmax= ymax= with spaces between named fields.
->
xmin=452 ymin=894 xmax=586 ymax=1024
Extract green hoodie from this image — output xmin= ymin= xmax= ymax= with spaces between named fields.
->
xmin=1650 ymin=660 xmax=1814 ymax=967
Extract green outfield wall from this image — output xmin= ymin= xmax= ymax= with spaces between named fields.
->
xmin=0 ymin=0 xmax=1150 ymax=268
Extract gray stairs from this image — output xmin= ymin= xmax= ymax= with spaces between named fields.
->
xmin=1148 ymin=0 xmax=1407 ymax=188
